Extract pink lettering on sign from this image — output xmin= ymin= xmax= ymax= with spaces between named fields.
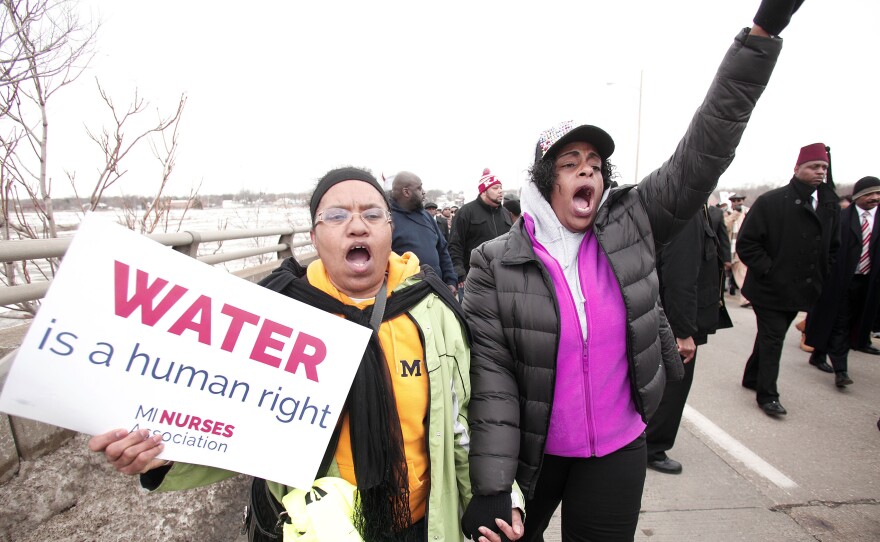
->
xmin=167 ymin=295 xmax=213 ymax=345
xmin=158 ymin=410 xmax=235 ymax=438
xmin=114 ymin=261 xmax=187 ymax=325
xmin=250 ymin=319 xmax=293 ymax=368
xmin=219 ymin=304 xmax=260 ymax=352
xmin=286 ymin=332 xmax=327 ymax=382
xmin=112 ymin=260 xmax=329 ymax=382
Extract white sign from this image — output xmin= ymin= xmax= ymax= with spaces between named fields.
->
xmin=0 ymin=214 xmax=371 ymax=489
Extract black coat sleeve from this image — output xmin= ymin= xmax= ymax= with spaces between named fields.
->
xmin=736 ymin=198 xmax=774 ymax=276
xmin=462 ymin=243 xmax=522 ymax=496
xmin=638 ymin=29 xmax=782 ymax=247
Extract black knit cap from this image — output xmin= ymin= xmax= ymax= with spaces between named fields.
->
xmin=852 ymin=176 xmax=880 ymax=200
xmin=309 ymin=167 xmax=387 ymax=223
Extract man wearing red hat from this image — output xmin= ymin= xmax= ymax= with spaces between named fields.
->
xmin=448 ymin=168 xmax=513 ymax=294
xmin=736 ymin=143 xmax=841 ymax=416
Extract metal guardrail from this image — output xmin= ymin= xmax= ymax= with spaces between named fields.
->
xmin=0 ymin=225 xmax=315 ymax=307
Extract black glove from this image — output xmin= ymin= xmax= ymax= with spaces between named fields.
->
xmin=753 ymin=0 xmax=806 ymax=36
xmin=461 ymin=493 xmax=513 ymax=541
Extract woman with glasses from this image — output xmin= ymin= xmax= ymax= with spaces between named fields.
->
xmin=89 ymin=167 xmax=521 ymax=542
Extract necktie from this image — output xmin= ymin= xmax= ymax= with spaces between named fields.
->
xmin=811 ymin=193 xmax=818 ymax=210
xmin=858 ymin=211 xmax=871 ymax=274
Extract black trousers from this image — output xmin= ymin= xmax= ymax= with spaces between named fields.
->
xmin=522 ymin=435 xmax=646 ymax=542
xmin=646 ymin=350 xmax=696 ymax=461
xmin=827 ymin=275 xmax=870 ymax=372
xmin=743 ymin=306 xmax=798 ymax=404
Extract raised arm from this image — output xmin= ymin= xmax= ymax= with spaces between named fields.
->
xmin=639 ymin=0 xmax=805 ymax=245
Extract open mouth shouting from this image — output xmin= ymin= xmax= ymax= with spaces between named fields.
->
xmin=572 ymin=185 xmax=595 ymax=218
xmin=346 ymin=243 xmax=373 ymax=273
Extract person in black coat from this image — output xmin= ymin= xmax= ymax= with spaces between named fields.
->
xmin=805 ymin=176 xmax=880 ymax=387
xmin=447 ymin=168 xmax=512 ymax=292
xmin=710 ymin=204 xmax=733 ymax=276
xmin=647 ymin=204 xmax=732 ymax=474
xmin=737 ymin=143 xmax=841 ymax=416
xmin=436 ymin=206 xmax=451 ymax=241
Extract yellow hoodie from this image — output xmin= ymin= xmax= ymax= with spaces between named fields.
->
xmin=306 ymin=251 xmax=430 ymax=521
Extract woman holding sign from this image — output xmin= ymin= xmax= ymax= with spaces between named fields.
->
xmin=90 ymin=167 xmax=522 ymax=542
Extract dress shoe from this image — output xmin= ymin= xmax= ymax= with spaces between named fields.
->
xmin=808 ymin=354 xmax=833 ymax=373
xmin=741 ymin=381 xmax=757 ymax=391
xmin=835 ymin=371 xmax=853 ymax=388
xmin=856 ymin=344 xmax=880 ymax=356
xmin=759 ymin=401 xmax=787 ymax=416
xmin=647 ymin=457 xmax=682 ymax=474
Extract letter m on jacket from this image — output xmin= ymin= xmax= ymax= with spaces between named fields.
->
xmin=400 ymin=359 xmax=422 ymax=377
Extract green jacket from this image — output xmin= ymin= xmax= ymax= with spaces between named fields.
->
xmin=144 ymin=272 xmax=474 ymax=542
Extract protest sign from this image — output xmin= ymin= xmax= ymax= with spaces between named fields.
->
xmin=0 ymin=214 xmax=371 ymax=488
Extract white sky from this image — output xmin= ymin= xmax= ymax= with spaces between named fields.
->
xmin=45 ymin=0 xmax=880 ymax=199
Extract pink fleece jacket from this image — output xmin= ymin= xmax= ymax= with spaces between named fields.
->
xmin=524 ymin=213 xmax=645 ymax=457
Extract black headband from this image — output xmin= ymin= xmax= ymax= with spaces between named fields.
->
xmin=309 ymin=167 xmax=386 ymax=222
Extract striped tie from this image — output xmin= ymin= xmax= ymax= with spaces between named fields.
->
xmin=858 ymin=211 xmax=871 ymax=274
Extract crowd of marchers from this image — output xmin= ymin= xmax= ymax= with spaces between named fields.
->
xmin=82 ymin=2 xmax=879 ymax=542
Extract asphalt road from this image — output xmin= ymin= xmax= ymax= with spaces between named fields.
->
xmin=2 ymin=294 xmax=878 ymax=541
xmin=627 ymin=297 xmax=877 ymax=541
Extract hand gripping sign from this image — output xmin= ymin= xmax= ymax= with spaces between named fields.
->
xmin=0 ymin=214 xmax=371 ymax=489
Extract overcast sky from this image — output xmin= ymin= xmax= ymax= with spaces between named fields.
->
xmin=45 ymin=0 xmax=879 ymax=200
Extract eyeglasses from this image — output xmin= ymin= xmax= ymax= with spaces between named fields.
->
xmin=315 ymin=207 xmax=391 ymax=226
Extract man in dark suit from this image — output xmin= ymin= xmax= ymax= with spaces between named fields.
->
xmin=647 ymin=204 xmax=732 ymax=474
xmin=736 ymin=143 xmax=840 ymax=416
xmin=805 ymin=176 xmax=880 ymax=387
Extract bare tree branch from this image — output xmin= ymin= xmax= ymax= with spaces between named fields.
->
xmin=0 ymin=0 xmax=96 ymax=317
xmin=86 ymin=82 xmax=186 ymax=215
xmin=0 ymin=1 xmax=195 ymax=320
xmin=1 ymin=0 xmax=98 ymax=248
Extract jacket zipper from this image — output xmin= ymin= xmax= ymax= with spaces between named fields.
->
xmin=547 ymin=244 xmax=596 ymax=457
xmin=593 ymin=221 xmax=644 ymax=418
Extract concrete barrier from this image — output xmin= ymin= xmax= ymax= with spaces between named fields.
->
xmin=0 ymin=415 xmax=18 ymax=485
xmin=9 ymin=417 xmax=74 ymax=461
